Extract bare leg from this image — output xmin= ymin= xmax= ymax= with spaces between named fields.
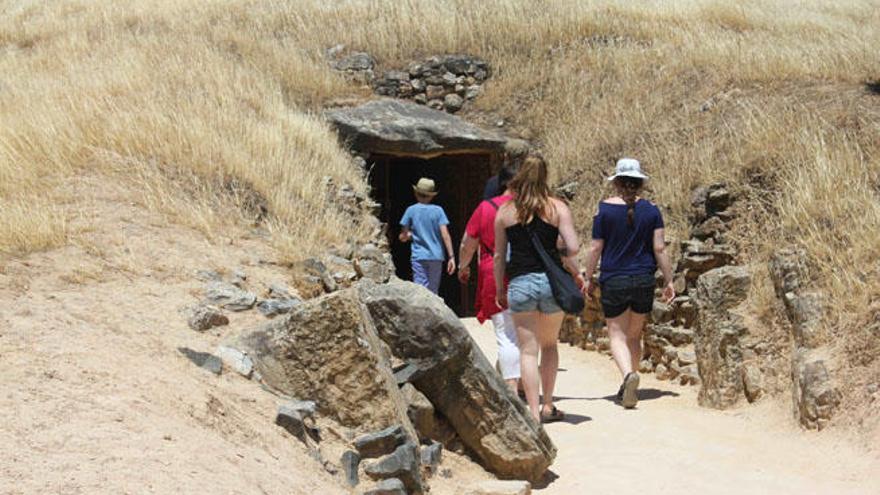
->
xmin=607 ymin=311 xmax=634 ymax=377
xmin=626 ymin=312 xmax=647 ymax=372
xmin=536 ymin=311 xmax=564 ymax=415
xmin=512 ymin=311 xmax=540 ymax=421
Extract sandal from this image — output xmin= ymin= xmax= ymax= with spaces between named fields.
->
xmin=540 ymin=405 xmax=565 ymax=423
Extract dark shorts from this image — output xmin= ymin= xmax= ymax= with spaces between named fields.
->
xmin=600 ymin=273 xmax=656 ymax=319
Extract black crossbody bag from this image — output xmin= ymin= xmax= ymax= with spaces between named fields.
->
xmin=526 ymin=224 xmax=585 ymax=315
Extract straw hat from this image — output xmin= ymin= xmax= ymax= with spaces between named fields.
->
xmin=413 ymin=177 xmax=438 ymax=196
xmin=607 ymin=158 xmax=649 ymax=181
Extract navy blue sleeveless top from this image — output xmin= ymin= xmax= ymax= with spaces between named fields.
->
xmin=591 ymin=199 xmax=664 ymax=283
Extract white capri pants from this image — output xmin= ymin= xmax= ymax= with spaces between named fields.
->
xmin=491 ymin=310 xmax=521 ymax=380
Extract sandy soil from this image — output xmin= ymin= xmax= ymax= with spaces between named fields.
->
xmin=465 ymin=318 xmax=880 ymax=495
xmin=0 ymin=179 xmax=491 ymax=495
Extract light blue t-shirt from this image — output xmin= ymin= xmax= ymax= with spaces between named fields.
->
xmin=400 ymin=203 xmax=449 ymax=261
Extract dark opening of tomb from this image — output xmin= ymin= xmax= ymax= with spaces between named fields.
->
xmin=370 ymin=153 xmax=495 ymax=316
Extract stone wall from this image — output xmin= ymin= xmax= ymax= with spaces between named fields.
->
xmin=332 ymin=52 xmax=490 ymax=114
xmin=769 ymin=248 xmax=841 ymax=429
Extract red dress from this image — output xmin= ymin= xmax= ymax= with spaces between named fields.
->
xmin=465 ymin=194 xmax=513 ymax=322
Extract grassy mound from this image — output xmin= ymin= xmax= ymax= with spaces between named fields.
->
xmin=1 ymin=0 xmax=878 ymax=421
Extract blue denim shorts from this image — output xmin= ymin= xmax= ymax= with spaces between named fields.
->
xmin=507 ymin=272 xmax=562 ymax=314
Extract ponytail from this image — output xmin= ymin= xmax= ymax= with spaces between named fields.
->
xmin=615 ymin=177 xmax=643 ymax=227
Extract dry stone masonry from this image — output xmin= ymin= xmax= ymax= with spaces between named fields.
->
xmin=769 ymin=248 xmax=841 ymax=429
xmin=332 ymin=51 xmax=490 ymax=114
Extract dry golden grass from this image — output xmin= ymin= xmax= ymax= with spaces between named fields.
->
xmin=1 ymin=0 xmax=878 ymax=410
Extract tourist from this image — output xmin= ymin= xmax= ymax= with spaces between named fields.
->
xmin=583 ymin=158 xmax=675 ymax=409
xmin=493 ymin=154 xmax=584 ymax=423
xmin=399 ymin=178 xmax=456 ymax=294
xmin=459 ymin=165 xmax=519 ymax=393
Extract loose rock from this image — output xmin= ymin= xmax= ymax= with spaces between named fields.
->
xmin=401 ymin=383 xmax=435 ymax=441
xmin=363 ymin=478 xmax=406 ymax=495
xmin=215 ymin=345 xmax=254 ymax=378
xmin=355 ymin=425 xmax=408 ymax=459
xmin=420 ymin=440 xmax=442 ymax=474
xmin=204 ymin=281 xmax=256 ymax=311
xmin=363 ymin=443 xmax=423 ymax=494
xmin=341 ymin=450 xmax=360 ymax=487
xmin=256 ymin=298 xmax=301 ymax=318
xmin=187 ymin=305 xmax=229 ymax=331
xmin=276 ymin=400 xmax=319 ymax=443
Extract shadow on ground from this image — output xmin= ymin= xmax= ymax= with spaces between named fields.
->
xmin=554 ymin=388 xmax=680 ymax=403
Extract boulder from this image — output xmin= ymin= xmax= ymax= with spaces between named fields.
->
xmin=466 ymin=480 xmax=531 ymax=495
xmin=326 ymin=99 xmax=507 ymax=157
xmin=444 ymin=93 xmax=464 ymax=112
xmin=187 ymin=305 xmax=229 ymax=331
xmin=363 ymin=443 xmax=423 ymax=494
xmin=235 ymin=289 xmax=416 ymax=439
xmin=204 ymin=282 xmax=256 ymax=311
xmin=358 ymin=279 xmax=556 ymax=482
xmin=694 ymin=266 xmax=750 ymax=312
xmin=742 ymin=363 xmax=765 ymax=403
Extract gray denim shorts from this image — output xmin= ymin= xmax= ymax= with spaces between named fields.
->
xmin=507 ymin=272 xmax=562 ymax=314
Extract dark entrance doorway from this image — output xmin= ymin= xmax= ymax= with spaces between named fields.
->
xmin=370 ymin=153 xmax=494 ymax=316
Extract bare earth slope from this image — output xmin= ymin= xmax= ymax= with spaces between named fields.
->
xmin=0 ymin=179 xmax=346 ymax=494
xmin=466 ymin=318 xmax=880 ymax=495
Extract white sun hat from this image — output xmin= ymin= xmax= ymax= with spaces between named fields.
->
xmin=607 ymin=158 xmax=649 ymax=181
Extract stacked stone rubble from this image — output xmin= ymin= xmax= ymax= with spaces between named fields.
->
xmin=332 ymin=52 xmax=489 ymax=114
xmin=769 ymin=248 xmax=841 ymax=429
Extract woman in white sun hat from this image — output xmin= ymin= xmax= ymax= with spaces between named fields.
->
xmin=583 ymin=158 xmax=675 ymax=409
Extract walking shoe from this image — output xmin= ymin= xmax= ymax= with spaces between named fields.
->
xmin=621 ymin=372 xmax=640 ymax=409
xmin=615 ymin=382 xmax=625 ymax=402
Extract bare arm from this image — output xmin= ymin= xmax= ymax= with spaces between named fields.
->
xmin=458 ymin=233 xmax=479 ymax=283
xmin=398 ymin=226 xmax=411 ymax=243
xmin=493 ymin=209 xmax=509 ymax=308
xmin=555 ymin=201 xmax=583 ymax=283
xmin=584 ymin=238 xmax=604 ymax=282
xmin=653 ymin=228 xmax=675 ymax=302
xmin=440 ymin=224 xmax=456 ymax=274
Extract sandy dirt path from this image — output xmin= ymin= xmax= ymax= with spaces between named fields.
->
xmin=464 ymin=318 xmax=879 ymax=495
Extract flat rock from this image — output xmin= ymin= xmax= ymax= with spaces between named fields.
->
xmin=326 ymin=99 xmax=507 ymax=157
xmin=334 ymin=52 xmax=375 ymax=71
xmin=204 ymin=281 xmax=256 ymax=311
xmin=276 ymin=400 xmax=318 ymax=442
xmin=236 ymin=289 xmax=416 ymax=439
xmin=256 ymin=298 xmax=301 ymax=318
xmin=358 ymin=279 xmax=556 ymax=482
xmin=465 ymin=480 xmax=531 ymax=495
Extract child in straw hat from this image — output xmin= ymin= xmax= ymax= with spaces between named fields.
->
xmin=399 ymin=178 xmax=456 ymax=294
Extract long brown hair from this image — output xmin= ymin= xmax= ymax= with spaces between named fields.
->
xmin=508 ymin=154 xmax=553 ymax=224
xmin=614 ymin=176 xmax=644 ymax=227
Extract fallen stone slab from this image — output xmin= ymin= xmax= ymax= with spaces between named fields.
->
xmin=355 ymin=425 xmax=407 ymax=459
xmin=215 ymin=345 xmax=253 ymax=378
xmin=187 ymin=305 xmax=229 ymax=331
xmin=204 ymin=281 xmax=256 ymax=311
xmin=363 ymin=478 xmax=406 ymax=495
xmin=465 ymin=480 xmax=531 ymax=495
xmin=364 ymin=443 xmax=423 ymax=494
xmin=235 ymin=289 xmax=416 ymax=440
xmin=358 ymin=279 xmax=556 ymax=482
xmin=178 ymin=347 xmax=222 ymax=375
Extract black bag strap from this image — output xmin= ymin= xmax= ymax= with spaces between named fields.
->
xmin=484 ymin=198 xmax=500 ymax=211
